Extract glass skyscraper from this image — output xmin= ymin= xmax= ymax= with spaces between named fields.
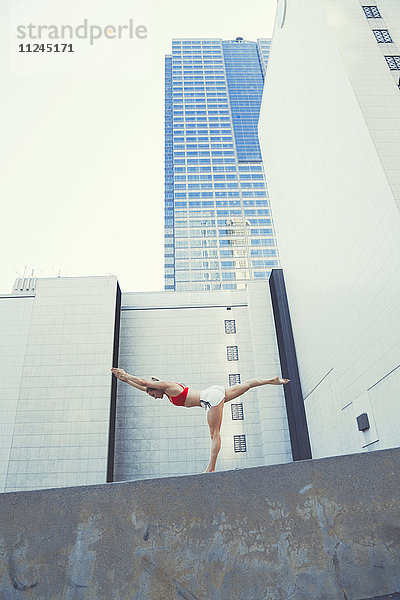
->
xmin=164 ymin=37 xmax=279 ymax=292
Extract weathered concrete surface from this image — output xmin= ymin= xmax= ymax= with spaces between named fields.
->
xmin=1 ymin=448 xmax=400 ymax=600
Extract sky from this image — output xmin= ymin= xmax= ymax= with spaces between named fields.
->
xmin=1 ymin=0 xmax=277 ymax=294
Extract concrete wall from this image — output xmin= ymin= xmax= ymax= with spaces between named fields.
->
xmin=1 ymin=447 xmax=400 ymax=600
xmin=258 ymin=0 xmax=400 ymax=458
xmin=115 ymin=282 xmax=290 ymax=482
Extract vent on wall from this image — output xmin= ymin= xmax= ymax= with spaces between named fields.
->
xmin=357 ymin=413 xmax=370 ymax=432
xmin=362 ymin=5 xmax=381 ymax=18
xmin=12 ymin=278 xmax=37 ymax=294
xmin=227 ymin=346 xmax=239 ymax=361
xmin=234 ymin=434 xmax=246 ymax=452
xmin=225 ymin=319 xmax=236 ymax=334
xmin=229 ymin=374 xmax=241 ymax=385
xmin=372 ymin=29 xmax=392 ymax=43
xmin=231 ymin=403 xmax=244 ymax=420
xmin=385 ymin=55 xmax=400 ymax=70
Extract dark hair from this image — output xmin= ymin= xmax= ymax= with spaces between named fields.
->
xmin=147 ymin=387 xmax=162 ymax=395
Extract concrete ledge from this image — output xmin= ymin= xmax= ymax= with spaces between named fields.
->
xmin=1 ymin=448 xmax=400 ymax=599
xmin=362 ymin=594 xmax=400 ymax=600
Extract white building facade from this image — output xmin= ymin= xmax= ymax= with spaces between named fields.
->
xmin=259 ymin=0 xmax=400 ymax=458
xmin=0 ymin=276 xmax=120 ymax=492
xmin=0 ymin=276 xmax=294 ymax=491
xmin=114 ymin=282 xmax=291 ymax=480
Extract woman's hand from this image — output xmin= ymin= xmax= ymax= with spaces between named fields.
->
xmin=111 ymin=368 xmax=127 ymax=381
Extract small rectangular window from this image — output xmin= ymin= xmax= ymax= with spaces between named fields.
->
xmin=234 ymin=434 xmax=247 ymax=452
xmin=373 ymin=29 xmax=393 ymax=43
xmin=385 ymin=56 xmax=400 ymax=70
xmin=231 ymin=403 xmax=244 ymax=420
xmin=229 ymin=373 xmax=241 ymax=385
xmin=224 ymin=319 xmax=236 ymax=334
xmin=227 ymin=346 xmax=239 ymax=361
xmin=362 ymin=6 xmax=381 ymax=18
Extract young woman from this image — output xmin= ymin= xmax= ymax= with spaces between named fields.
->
xmin=111 ymin=368 xmax=289 ymax=473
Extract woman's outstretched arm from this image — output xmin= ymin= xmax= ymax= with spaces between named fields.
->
xmin=111 ymin=368 xmax=148 ymax=391
xmin=111 ymin=368 xmax=168 ymax=391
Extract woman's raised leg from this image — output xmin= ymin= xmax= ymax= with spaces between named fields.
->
xmin=204 ymin=400 xmax=225 ymax=473
xmin=224 ymin=377 xmax=289 ymax=403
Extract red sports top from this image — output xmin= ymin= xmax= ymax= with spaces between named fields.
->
xmin=167 ymin=383 xmax=189 ymax=407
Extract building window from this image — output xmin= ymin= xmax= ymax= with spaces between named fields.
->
xmin=227 ymin=346 xmax=239 ymax=361
xmin=362 ymin=6 xmax=381 ymax=18
xmin=225 ymin=319 xmax=236 ymax=334
xmin=385 ymin=56 xmax=400 ymax=70
xmin=229 ymin=373 xmax=241 ymax=385
xmin=234 ymin=434 xmax=247 ymax=452
xmin=373 ymin=29 xmax=393 ymax=43
xmin=231 ymin=403 xmax=244 ymax=420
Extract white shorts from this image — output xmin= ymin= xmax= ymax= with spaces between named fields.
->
xmin=199 ymin=385 xmax=225 ymax=411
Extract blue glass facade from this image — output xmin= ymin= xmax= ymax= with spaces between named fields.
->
xmin=164 ymin=38 xmax=279 ymax=292
xmin=164 ymin=55 xmax=174 ymax=284
xmin=222 ymin=41 xmax=264 ymax=162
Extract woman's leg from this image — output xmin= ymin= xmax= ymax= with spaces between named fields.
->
xmin=224 ymin=377 xmax=289 ymax=403
xmin=204 ymin=400 xmax=225 ymax=473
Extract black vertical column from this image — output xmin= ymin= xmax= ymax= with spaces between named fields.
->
xmin=269 ymin=269 xmax=312 ymax=461
xmin=107 ymin=282 xmax=122 ymax=483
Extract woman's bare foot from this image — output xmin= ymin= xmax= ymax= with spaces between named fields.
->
xmin=272 ymin=376 xmax=290 ymax=385
xmin=250 ymin=376 xmax=290 ymax=387
xmin=203 ymin=467 xmax=215 ymax=473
